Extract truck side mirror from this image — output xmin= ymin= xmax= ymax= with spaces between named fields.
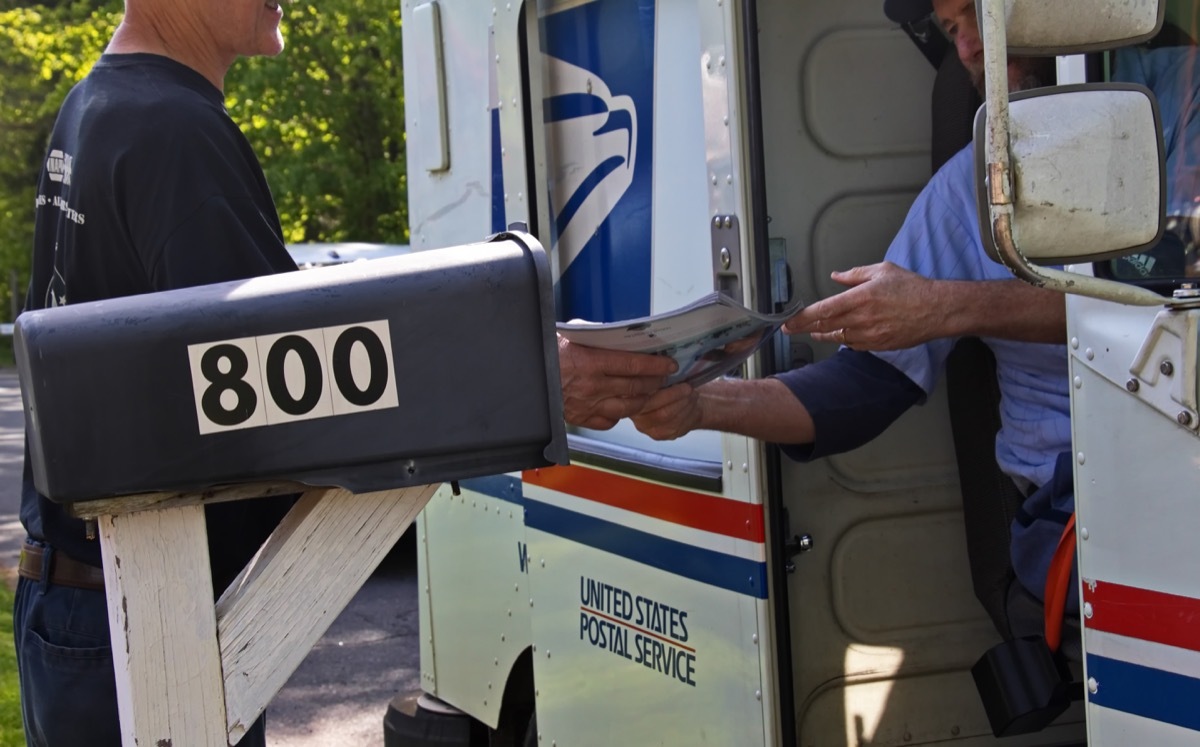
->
xmin=974 ymin=0 xmax=1175 ymax=306
xmin=974 ymin=84 xmax=1165 ymax=266
xmin=988 ymin=0 xmax=1163 ymax=55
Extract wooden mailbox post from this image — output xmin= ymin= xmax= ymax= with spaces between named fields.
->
xmin=16 ymin=233 xmax=567 ymax=746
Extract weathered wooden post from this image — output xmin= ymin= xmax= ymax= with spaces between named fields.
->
xmin=15 ymin=232 xmax=566 ymax=746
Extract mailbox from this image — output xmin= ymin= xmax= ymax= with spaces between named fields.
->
xmin=17 ymin=231 xmax=567 ymax=503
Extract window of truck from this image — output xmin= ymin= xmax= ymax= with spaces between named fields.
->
xmin=1097 ymin=2 xmax=1198 ymax=290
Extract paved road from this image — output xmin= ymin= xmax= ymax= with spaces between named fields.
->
xmin=0 ymin=373 xmax=23 ymax=580
xmin=0 ymin=370 xmax=419 ymax=746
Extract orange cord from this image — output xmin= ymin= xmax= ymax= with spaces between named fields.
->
xmin=1043 ymin=513 xmax=1078 ymax=653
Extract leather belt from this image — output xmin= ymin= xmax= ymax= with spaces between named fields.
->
xmin=18 ymin=541 xmax=106 ymax=591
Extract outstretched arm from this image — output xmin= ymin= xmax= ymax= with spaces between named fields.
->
xmin=558 ymin=334 xmax=679 ymax=430
xmin=631 ymin=377 xmax=815 ymax=443
xmin=783 ymin=262 xmax=1065 ymax=350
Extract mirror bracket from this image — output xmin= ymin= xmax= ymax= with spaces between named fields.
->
xmin=991 ymin=210 xmax=1173 ymax=307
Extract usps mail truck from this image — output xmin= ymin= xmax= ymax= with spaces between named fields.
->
xmin=387 ymin=0 xmax=1200 ymax=744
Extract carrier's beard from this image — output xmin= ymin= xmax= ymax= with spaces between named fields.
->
xmin=970 ymin=57 xmax=1055 ymax=98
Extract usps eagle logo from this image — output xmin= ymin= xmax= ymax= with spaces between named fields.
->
xmin=543 ymin=56 xmax=637 ymax=272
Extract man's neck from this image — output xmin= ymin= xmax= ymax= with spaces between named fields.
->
xmin=106 ymin=14 xmax=232 ymax=92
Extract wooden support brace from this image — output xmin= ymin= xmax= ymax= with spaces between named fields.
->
xmin=217 ymin=484 xmax=438 ymax=743
xmin=94 ymin=482 xmax=438 ymax=746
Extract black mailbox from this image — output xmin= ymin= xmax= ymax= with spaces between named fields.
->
xmin=17 ymin=232 xmax=567 ymax=503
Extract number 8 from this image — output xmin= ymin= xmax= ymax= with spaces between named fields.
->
xmin=200 ymin=344 xmax=258 ymax=426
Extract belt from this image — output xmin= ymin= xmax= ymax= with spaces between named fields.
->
xmin=18 ymin=541 xmax=106 ymax=591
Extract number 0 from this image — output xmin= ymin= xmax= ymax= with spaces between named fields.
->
xmin=332 ymin=326 xmax=389 ymax=406
xmin=265 ymin=334 xmax=324 ymax=415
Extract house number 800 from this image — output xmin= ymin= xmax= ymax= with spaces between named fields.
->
xmin=187 ymin=320 xmax=398 ymax=434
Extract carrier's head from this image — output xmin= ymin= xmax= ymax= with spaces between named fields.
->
xmin=885 ymin=0 xmax=1053 ymax=94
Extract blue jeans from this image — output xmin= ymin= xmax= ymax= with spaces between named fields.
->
xmin=13 ymin=546 xmax=267 ymax=747
xmin=1010 ymin=451 xmax=1079 ymax=615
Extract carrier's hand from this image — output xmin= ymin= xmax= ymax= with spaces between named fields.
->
xmin=630 ymin=384 xmax=700 ymax=441
xmin=783 ymin=262 xmax=941 ymax=351
xmin=558 ymin=335 xmax=677 ymax=430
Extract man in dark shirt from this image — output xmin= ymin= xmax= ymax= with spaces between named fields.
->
xmin=14 ymin=1 xmax=296 ymax=745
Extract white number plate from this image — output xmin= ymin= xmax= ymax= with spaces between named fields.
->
xmin=186 ymin=320 xmax=398 ymax=434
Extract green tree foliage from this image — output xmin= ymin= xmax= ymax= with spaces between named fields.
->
xmin=228 ymin=3 xmax=407 ymax=244
xmin=0 ymin=1 xmax=121 ymax=321
xmin=0 ymin=1 xmax=408 ymax=322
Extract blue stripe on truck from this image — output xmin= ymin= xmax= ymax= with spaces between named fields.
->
xmin=524 ymin=498 xmax=767 ymax=599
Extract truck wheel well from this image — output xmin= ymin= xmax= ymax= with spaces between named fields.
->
xmin=489 ymin=648 xmax=535 ymax=746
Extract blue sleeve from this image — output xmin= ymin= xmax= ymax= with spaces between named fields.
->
xmin=868 ymin=148 xmax=1015 ymax=395
xmin=1113 ymin=46 xmax=1200 ymax=217
xmin=770 ymin=348 xmax=924 ymax=462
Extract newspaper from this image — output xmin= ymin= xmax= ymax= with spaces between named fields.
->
xmin=557 ymin=292 xmax=804 ymax=387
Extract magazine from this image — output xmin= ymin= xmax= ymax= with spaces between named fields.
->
xmin=557 ymin=292 xmax=804 ymax=387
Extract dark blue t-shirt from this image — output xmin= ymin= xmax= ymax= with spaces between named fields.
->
xmin=22 ymin=53 xmax=296 ymax=590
